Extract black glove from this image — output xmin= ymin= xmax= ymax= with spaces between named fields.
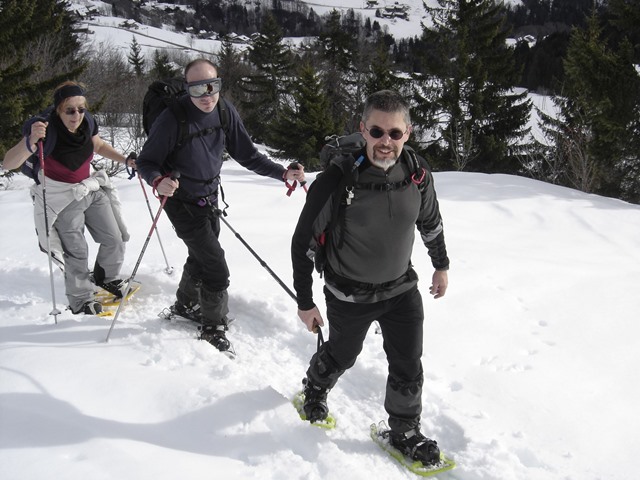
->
xmin=126 ymin=152 xmax=138 ymax=179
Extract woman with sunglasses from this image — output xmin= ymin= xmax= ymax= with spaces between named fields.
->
xmin=3 ymin=81 xmax=134 ymax=315
xmin=291 ymin=89 xmax=450 ymax=466
xmin=136 ymin=58 xmax=306 ymax=355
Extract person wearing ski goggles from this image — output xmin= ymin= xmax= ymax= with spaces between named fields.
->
xmin=185 ymin=78 xmax=222 ymax=98
xmin=135 ymin=58 xmax=306 ymax=356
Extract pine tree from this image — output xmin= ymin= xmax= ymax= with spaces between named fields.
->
xmin=0 ymin=0 xmax=84 ymax=159
xmin=216 ymin=37 xmax=250 ymax=106
xmin=607 ymin=0 xmax=640 ymax=63
xmin=239 ymin=13 xmax=293 ymax=144
xmin=363 ymin=40 xmax=403 ymax=97
xmin=270 ymin=62 xmax=336 ymax=170
xmin=413 ymin=0 xmax=531 ymax=173
xmin=149 ymin=50 xmax=178 ymax=80
xmin=127 ymin=36 xmax=145 ymax=77
xmin=315 ymin=9 xmax=359 ymax=133
xmin=538 ymin=13 xmax=640 ymax=200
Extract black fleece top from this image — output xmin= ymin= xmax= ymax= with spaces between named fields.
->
xmin=136 ymin=96 xmax=286 ymax=199
xmin=291 ymin=148 xmax=449 ymax=310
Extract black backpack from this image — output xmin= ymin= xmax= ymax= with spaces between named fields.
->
xmin=319 ymin=132 xmax=367 ymax=170
xmin=20 ymin=106 xmax=96 ymax=185
xmin=142 ymin=77 xmax=230 ymax=152
xmin=319 ymin=132 xmax=427 ymax=208
xmin=319 ymin=131 xmax=426 ymax=188
xmin=313 ymin=132 xmax=428 ymax=273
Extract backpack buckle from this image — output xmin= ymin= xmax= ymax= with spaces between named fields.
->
xmin=411 ymin=168 xmax=426 ymax=185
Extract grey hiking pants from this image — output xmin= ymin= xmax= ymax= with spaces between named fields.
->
xmin=307 ymin=285 xmax=425 ymax=434
xmin=54 ymin=189 xmax=125 ymax=312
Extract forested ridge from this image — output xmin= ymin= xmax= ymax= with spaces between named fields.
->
xmin=1 ymin=0 xmax=639 ymax=203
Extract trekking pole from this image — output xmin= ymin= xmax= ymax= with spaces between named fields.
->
xmin=217 ymin=179 xmax=324 ymax=341
xmin=132 ymin=166 xmax=173 ymax=275
xmin=105 ymin=172 xmax=180 ymax=342
xmin=218 ymin=212 xmax=298 ymax=302
xmin=38 ymin=140 xmax=61 ymax=324
xmin=219 ymin=214 xmax=326 ymax=342
xmin=218 ymin=212 xmax=328 ymax=344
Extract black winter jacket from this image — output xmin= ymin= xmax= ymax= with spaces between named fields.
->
xmin=136 ymin=96 xmax=286 ymax=200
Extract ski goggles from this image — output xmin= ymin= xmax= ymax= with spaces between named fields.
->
xmin=185 ymin=78 xmax=222 ymax=98
xmin=365 ymin=125 xmax=408 ymax=141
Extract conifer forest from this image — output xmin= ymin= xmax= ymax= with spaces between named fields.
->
xmin=1 ymin=0 xmax=639 ymax=203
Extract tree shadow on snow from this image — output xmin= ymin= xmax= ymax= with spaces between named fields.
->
xmin=0 ymin=376 xmax=303 ymax=460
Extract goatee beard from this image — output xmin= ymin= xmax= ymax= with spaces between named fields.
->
xmin=371 ymin=157 xmax=397 ymax=171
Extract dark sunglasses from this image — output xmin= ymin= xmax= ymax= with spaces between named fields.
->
xmin=64 ymin=107 xmax=87 ymax=116
xmin=186 ymin=78 xmax=222 ymax=98
xmin=365 ymin=125 xmax=408 ymax=141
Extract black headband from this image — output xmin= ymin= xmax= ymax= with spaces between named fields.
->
xmin=54 ymin=85 xmax=85 ymax=108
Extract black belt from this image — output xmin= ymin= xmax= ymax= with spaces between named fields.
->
xmin=325 ymin=266 xmax=416 ymax=291
xmin=173 ymin=188 xmax=218 ymax=207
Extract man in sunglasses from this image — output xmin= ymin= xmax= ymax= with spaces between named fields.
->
xmin=291 ymin=90 xmax=449 ymax=466
xmin=136 ymin=58 xmax=305 ymax=354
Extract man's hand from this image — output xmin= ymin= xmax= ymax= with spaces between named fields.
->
xmin=429 ymin=269 xmax=448 ymax=299
xmin=298 ymin=306 xmax=324 ymax=332
xmin=285 ymin=162 xmax=306 ymax=184
xmin=153 ymin=175 xmax=180 ymax=197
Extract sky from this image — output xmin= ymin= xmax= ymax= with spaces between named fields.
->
xmin=2 ymin=1 xmax=639 ymax=479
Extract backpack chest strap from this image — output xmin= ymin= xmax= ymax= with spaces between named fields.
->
xmin=355 ymin=178 xmax=413 ymax=191
xmin=177 ymin=172 xmax=220 ymax=185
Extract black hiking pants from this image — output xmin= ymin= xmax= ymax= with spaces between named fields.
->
xmin=164 ymin=198 xmax=229 ymax=325
xmin=307 ymin=285 xmax=425 ymax=433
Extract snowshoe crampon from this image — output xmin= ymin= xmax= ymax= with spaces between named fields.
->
xmin=370 ymin=421 xmax=456 ymax=477
xmin=95 ymin=282 xmax=141 ymax=307
xmin=92 ymin=282 xmax=141 ymax=317
xmin=292 ymin=391 xmax=336 ymax=429
xmin=158 ymin=308 xmax=237 ymax=359
xmin=199 ymin=324 xmax=237 ymax=360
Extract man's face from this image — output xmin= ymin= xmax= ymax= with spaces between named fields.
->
xmin=185 ymin=62 xmax=219 ymax=113
xmin=360 ymin=109 xmax=411 ymax=171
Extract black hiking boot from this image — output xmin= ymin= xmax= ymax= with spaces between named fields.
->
xmin=172 ymin=302 xmax=204 ymax=324
xmin=388 ymin=427 xmax=441 ymax=466
xmin=199 ymin=324 xmax=232 ymax=354
xmin=97 ymin=279 xmax=128 ymax=298
xmin=302 ymin=377 xmax=330 ymax=423
xmin=72 ymin=300 xmax=103 ymax=315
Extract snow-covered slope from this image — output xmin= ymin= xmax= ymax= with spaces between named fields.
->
xmin=1 ymin=158 xmax=639 ymax=480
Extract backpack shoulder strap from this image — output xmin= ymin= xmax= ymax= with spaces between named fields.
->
xmin=402 ymin=146 xmax=428 ymax=191
xmin=326 ymin=152 xmax=367 ymax=249
xmin=217 ymin=96 xmax=229 ymax=138
xmin=169 ymin=96 xmax=229 ymax=151
xmin=166 ymin=98 xmax=189 ymax=148
xmin=84 ymin=110 xmax=97 ymax=135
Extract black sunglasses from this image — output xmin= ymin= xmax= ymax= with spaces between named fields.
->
xmin=365 ymin=125 xmax=408 ymax=141
xmin=186 ymin=78 xmax=222 ymax=98
xmin=63 ymin=107 xmax=87 ymax=116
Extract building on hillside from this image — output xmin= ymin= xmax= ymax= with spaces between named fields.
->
xmin=377 ymin=2 xmax=410 ymax=20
